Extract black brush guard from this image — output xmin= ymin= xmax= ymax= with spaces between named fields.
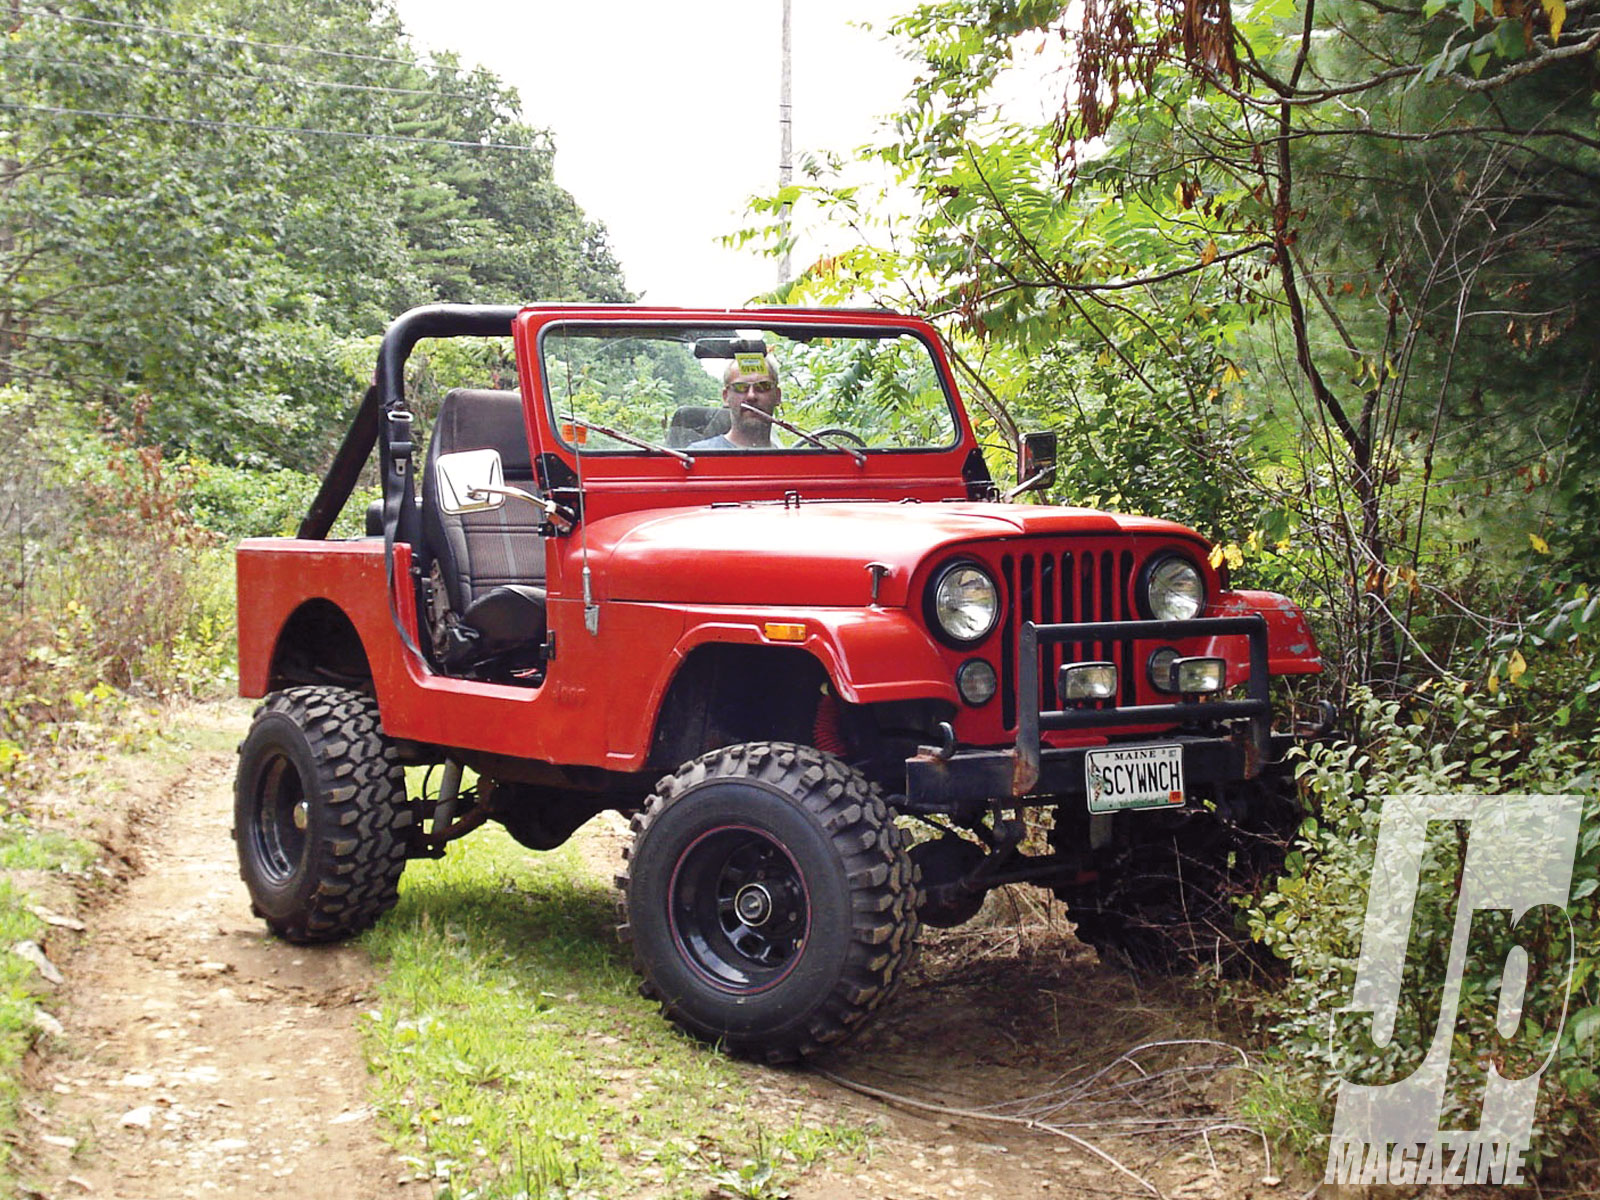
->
xmin=904 ymin=614 xmax=1273 ymax=817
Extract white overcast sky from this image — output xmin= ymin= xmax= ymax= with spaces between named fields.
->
xmin=391 ymin=0 xmax=923 ymax=305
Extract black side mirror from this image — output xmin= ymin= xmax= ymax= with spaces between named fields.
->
xmin=1015 ymin=431 xmax=1057 ymax=494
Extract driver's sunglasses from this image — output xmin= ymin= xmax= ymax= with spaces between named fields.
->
xmin=727 ymin=380 xmax=777 ymax=396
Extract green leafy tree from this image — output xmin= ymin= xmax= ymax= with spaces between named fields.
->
xmin=748 ymin=0 xmax=1600 ymax=690
xmin=0 ymin=0 xmax=628 ymax=470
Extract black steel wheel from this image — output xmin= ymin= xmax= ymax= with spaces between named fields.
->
xmin=234 ymin=687 xmax=413 ymax=944
xmin=668 ymin=825 xmax=812 ymax=989
xmin=1052 ymin=778 xmax=1302 ymax=976
xmin=618 ymin=742 xmax=918 ymax=1062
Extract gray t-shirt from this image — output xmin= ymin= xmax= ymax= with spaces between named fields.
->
xmin=687 ymin=434 xmax=737 ymax=450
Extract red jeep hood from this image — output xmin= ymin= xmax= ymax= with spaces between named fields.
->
xmin=579 ymin=502 xmax=1201 ymax=607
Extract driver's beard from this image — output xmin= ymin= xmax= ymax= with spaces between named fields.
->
xmin=733 ymin=411 xmax=772 ymax=445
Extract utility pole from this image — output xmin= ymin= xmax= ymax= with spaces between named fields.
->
xmin=777 ymin=0 xmax=792 ymax=287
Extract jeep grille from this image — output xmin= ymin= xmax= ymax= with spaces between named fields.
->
xmin=998 ymin=548 xmax=1137 ymax=732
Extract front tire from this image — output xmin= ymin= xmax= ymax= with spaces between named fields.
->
xmin=618 ymin=742 xmax=918 ymax=1062
xmin=234 ymin=687 xmax=413 ymax=944
xmin=1052 ymin=778 xmax=1302 ymax=975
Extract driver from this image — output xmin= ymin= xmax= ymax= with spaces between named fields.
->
xmin=689 ymin=353 xmax=781 ymax=449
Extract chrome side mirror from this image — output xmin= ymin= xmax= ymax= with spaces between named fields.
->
xmin=435 ymin=448 xmax=506 ymax=515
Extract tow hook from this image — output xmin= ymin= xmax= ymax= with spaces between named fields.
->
xmin=914 ymin=721 xmax=957 ymax=762
xmin=1236 ymin=723 xmax=1264 ymax=779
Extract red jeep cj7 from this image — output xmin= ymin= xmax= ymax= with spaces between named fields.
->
xmin=234 ymin=304 xmax=1323 ymax=1061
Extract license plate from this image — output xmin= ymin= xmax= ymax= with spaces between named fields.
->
xmin=1085 ymin=743 xmax=1186 ymax=813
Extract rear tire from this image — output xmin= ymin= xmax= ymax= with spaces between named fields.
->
xmin=618 ymin=742 xmax=918 ymax=1062
xmin=234 ymin=687 xmax=412 ymax=944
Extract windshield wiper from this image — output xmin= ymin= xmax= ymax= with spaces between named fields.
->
xmin=562 ymin=416 xmax=694 ymax=469
xmin=738 ymin=403 xmax=867 ymax=467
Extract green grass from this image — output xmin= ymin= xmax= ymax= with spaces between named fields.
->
xmin=0 ymin=822 xmax=96 ymax=873
xmin=0 ymin=864 xmax=86 ymax=1184
xmin=1238 ymin=1055 xmax=1333 ymax=1168
xmin=0 ymin=876 xmax=73 ymax=1183
xmin=149 ymin=705 xmax=248 ymax=759
xmin=361 ymin=829 xmax=873 ymax=1199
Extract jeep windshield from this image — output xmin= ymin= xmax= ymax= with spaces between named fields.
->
xmin=539 ymin=321 xmax=960 ymax=455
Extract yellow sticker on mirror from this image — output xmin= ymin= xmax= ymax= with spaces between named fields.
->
xmin=735 ymin=353 xmax=767 ymax=377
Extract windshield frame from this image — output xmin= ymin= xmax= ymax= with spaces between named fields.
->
xmin=534 ymin=316 xmax=964 ymax=460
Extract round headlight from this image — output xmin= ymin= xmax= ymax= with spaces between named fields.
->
xmin=1144 ymin=555 xmax=1206 ymax=622
xmin=930 ymin=562 xmax=1000 ymax=645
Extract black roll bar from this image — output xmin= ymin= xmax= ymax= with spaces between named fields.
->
xmin=297 ymin=305 xmax=521 ymax=540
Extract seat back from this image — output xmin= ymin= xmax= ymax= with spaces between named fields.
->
xmin=666 ymin=404 xmax=731 ymax=447
xmin=421 ymin=389 xmax=546 ymax=617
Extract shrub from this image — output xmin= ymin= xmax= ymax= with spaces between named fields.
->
xmin=1484 ymin=577 xmax=1600 ymax=742
xmin=0 ymin=389 xmax=236 ymax=773
xmin=1242 ymin=686 xmax=1600 ymax=1177
xmin=185 ymin=459 xmax=320 ymax=538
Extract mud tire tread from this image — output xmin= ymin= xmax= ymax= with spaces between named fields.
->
xmin=617 ymin=741 xmax=918 ymax=1062
xmin=235 ymin=686 xmax=412 ymax=945
xmin=1053 ymin=778 xmax=1302 ymax=976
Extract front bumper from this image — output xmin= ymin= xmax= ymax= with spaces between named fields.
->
xmin=903 ymin=615 xmax=1275 ymax=817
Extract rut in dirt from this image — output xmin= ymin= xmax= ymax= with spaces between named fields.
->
xmin=22 ymin=718 xmax=409 ymax=1199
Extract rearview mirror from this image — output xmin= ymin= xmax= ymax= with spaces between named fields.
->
xmin=1016 ymin=430 xmax=1057 ymax=493
xmin=435 ymin=448 xmax=506 ymax=515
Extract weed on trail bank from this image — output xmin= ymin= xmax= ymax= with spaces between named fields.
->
xmin=0 ymin=820 xmax=97 ymax=1187
xmin=0 ymin=706 xmax=240 ymax=1192
xmin=360 ymin=828 xmax=873 ymax=1200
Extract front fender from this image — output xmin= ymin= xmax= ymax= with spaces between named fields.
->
xmin=1204 ymin=590 xmax=1324 ymax=679
xmin=670 ymin=607 xmax=958 ymax=707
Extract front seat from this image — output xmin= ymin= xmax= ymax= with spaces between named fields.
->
xmin=666 ymin=404 xmax=731 ymax=447
xmin=420 ymin=389 xmax=548 ymax=681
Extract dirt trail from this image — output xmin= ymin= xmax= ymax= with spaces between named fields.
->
xmin=788 ymin=915 xmax=1284 ymax=1200
xmin=18 ymin=705 xmax=1291 ymax=1199
xmin=582 ymin=808 xmax=1288 ymax=1200
xmin=23 ymin=706 xmax=406 ymax=1199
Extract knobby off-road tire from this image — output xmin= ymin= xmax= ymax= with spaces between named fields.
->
xmin=234 ymin=687 xmax=413 ymax=944
xmin=617 ymin=742 xmax=919 ymax=1063
xmin=1053 ymin=778 xmax=1302 ymax=976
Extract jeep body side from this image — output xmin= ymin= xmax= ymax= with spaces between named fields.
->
xmin=233 ymin=304 xmax=1323 ymax=1060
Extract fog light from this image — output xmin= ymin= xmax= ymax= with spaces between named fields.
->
xmin=1170 ymin=656 xmax=1226 ymax=695
xmin=1059 ymin=662 xmax=1118 ymax=703
xmin=956 ymin=659 xmax=997 ymax=706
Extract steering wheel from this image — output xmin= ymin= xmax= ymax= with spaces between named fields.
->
xmin=813 ymin=427 xmax=868 ymax=449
